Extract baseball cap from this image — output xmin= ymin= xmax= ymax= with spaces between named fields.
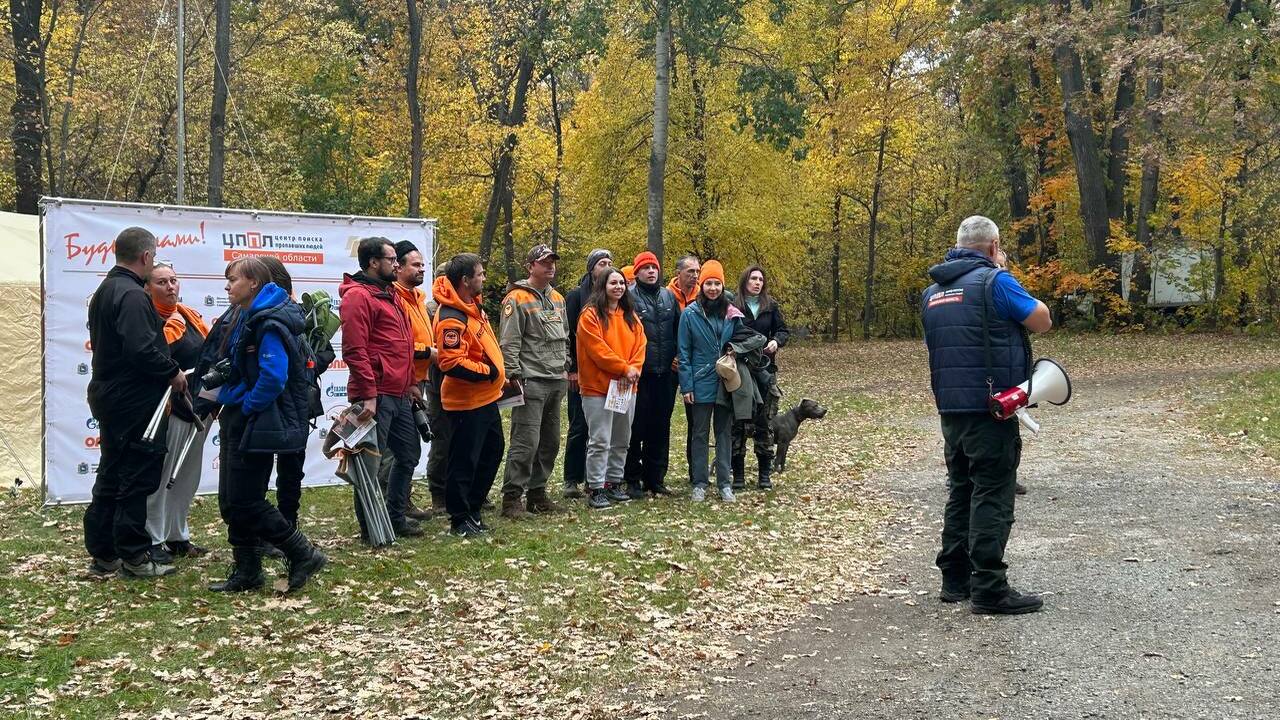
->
xmin=526 ymin=244 xmax=560 ymax=264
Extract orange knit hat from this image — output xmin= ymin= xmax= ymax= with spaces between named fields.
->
xmin=699 ymin=259 xmax=725 ymax=287
xmin=622 ymin=265 xmax=636 ymax=283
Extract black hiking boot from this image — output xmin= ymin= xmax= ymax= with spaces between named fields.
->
xmin=209 ymin=546 xmax=265 ymax=593
xmin=279 ymin=530 xmax=328 ymax=592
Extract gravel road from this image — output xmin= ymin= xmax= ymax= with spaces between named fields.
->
xmin=664 ymin=367 xmax=1280 ymax=719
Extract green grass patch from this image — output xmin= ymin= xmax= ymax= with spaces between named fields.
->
xmin=1197 ymin=368 xmax=1280 ymax=458
xmin=0 ymin=365 xmax=907 ymax=719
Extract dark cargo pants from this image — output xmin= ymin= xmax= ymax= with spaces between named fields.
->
xmin=935 ymin=412 xmax=1022 ymax=601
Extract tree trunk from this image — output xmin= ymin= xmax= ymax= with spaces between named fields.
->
xmin=1134 ymin=3 xmax=1163 ymax=302
xmin=208 ymin=0 xmax=231 ymax=207
xmin=1105 ymin=0 xmax=1142 ymax=222
xmin=549 ymin=71 xmax=563 ymax=254
xmin=995 ymin=72 xmax=1034 ymax=254
xmin=863 ymin=125 xmax=888 ymax=341
xmin=478 ymin=45 xmax=535 ymax=266
xmin=405 ymin=0 xmax=423 ymax=217
xmin=58 ymin=2 xmax=99 ymax=197
xmin=9 ymin=0 xmax=45 ymax=213
xmin=502 ymin=167 xmax=516 ymax=283
xmin=830 ymin=190 xmax=841 ymax=342
xmin=646 ymin=0 xmax=672 ymax=263
xmin=1052 ymin=2 xmax=1111 ymax=270
xmin=687 ymin=49 xmax=711 ymax=258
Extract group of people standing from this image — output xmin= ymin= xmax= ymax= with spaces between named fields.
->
xmin=80 ymin=227 xmax=789 ymax=590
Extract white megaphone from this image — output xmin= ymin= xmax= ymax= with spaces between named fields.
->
xmin=988 ymin=358 xmax=1072 ymax=435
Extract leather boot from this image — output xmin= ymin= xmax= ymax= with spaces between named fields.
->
xmin=430 ymin=491 xmax=446 ymax=512
xmin=526 ymin=487 xmax=563 ymax=514
xmin=731 ymin=454 xmax=746 ymax=490
xmin=278 ymin=530 xmax=327 ymax=592
xmin=209 ymin=546 xmax=265 ymax=593
xmin=502 ymin=492 xmax=533 ymax=519
xmin=756 ymin=454 xmax=774 ymax=490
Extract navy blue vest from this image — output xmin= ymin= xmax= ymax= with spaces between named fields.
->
xmin=921 ymin=250 xmax=1030 ymax=414
xmin=235 ymin=302 xmax=313 ymax=454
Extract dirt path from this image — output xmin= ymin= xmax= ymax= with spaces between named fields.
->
xmin=663 ymin=366 xmax=1280 ymax=719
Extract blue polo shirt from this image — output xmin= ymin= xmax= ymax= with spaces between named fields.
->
xmin=992 ymin=271 xmax=1039 ymax=323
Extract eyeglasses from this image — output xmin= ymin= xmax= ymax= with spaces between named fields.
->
xmin=154 ymin=260 xmax=174 ymax=270
xmin=380 ymin=255 xmax=398 ymax=262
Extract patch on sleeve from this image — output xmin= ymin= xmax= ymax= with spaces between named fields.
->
xmin=442 ymin=328 xmax=461 ymax=348
xmin=503 ymin=301 xmax=515 ymax=317
xmin=927 ymin=288 xmax=964 ymax=309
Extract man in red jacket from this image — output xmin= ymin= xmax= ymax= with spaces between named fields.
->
xmin=339 ymin=237 xmax=422 ymax=539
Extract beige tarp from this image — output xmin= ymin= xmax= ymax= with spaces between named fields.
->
xmin=0 ymin=210 xmax=41 ymax=489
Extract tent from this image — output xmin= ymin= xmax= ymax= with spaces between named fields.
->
xmin=0 ymin=210 xmax=41 ymax=489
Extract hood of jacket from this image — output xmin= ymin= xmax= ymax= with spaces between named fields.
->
xmin=432 ymin=274 xmax=484 ymax=321
xmin=928 ymin=247 xmax=998 ymax=286
xmin=339 ymin=270 xmax=394 ymax=300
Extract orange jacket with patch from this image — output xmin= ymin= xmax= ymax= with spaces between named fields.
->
xmin=431 ymin=275 xmax=505 ymax=411
xmin=667 ymin=277 xmax=699 ymax=310
xmin=393 ymin=282 xmax=434 ymax=384
xmin=575 ymin=305 xmax=647 ymax=397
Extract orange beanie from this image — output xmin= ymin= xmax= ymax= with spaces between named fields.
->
xmin=700 ymin=259 xmax=725 ymax=287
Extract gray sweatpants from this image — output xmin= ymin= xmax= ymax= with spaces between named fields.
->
xmin=581 ymin=394 xmax=636 ymax=490
xmin=145 ymin=417 xmax=209 ymax=545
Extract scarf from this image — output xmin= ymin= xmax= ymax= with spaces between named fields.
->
xmin=153 ymin=297 xmax=210 ymax=344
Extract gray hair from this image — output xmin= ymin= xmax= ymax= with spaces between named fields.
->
xmin=675 ymin=254 xmax=701 ymax=272
xmin=956 ymin=216 xmax=999 ymax=249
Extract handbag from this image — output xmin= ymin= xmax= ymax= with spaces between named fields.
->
xmin=715 ymin=353 xmax=741 ymax=392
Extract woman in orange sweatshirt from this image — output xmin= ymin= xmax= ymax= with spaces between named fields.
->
xmin=576 ymin=268 xmax=646 ymax=509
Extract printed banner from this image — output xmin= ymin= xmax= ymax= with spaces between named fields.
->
xmin=42 ymin=199 xmax=435 ymax=504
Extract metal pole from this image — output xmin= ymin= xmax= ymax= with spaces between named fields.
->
xmin=175 ymin=0 xmax=186 ymax=204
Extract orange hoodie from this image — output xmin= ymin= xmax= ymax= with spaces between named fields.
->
xmin=667 ymin=277 xmax=699 ymax=310
xmin=431 ymin=275 xmax=506 ymax=411
xmin=575 ymin=305 xmax=647 ymax=397
xmin=394 ymin=282 xmax=434 ymax=383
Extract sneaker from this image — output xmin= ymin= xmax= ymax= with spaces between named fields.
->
xmin=971 ymin=588 xmax=1043 ymax=615
xmin=605 ymin=485 xmax=632 ymax=503
xmin=120 ymin=557 xmax=177 ymax=579
xmin=405 ymin=501 xmax=431 ymax=521
xmin=691 ymin=486 xmax=708 ymax=503
xmin=719 ymin=486 xmax=737 ymax=503
xmin=562 ymin=481 xmax=586 ymax=499
xmin=470 ymin=516 xmax=492 ymax=532
xmin=731 ymin=476 xmax=746 ymax=491
xmin=392 ymin=519 xmax=425 ymax=537
xmin=150 ymin=544 xmax=174 ymax=565
xmin=649 ymin=484 xmax=673 ymax=496
xmin=451 ymin=520 xmax=484 ymax=538
xmin=627 ymin=483 xmax=647 ymax=500
xmin=1015 ymin=482 xmax=1028 ymax=495
xmin=939 ymin=583 xmax=971 ymax=603
xmin=85 ymin=557 xmax=121 ymax=580
xmin=587 ymin=489 xmax=613 ymax=510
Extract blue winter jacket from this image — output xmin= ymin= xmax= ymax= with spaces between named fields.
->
xmin=678 ymin=301 xmax=744 ymax=404
xmin=219 ymin=283 xmax=312 ymax=453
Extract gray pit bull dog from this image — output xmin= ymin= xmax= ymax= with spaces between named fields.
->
xmin=771 ymin=398 xmax=828 ymax=472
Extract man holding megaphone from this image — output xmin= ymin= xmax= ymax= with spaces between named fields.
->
xmin=921 ymin=216 xmax=1053 ymax=615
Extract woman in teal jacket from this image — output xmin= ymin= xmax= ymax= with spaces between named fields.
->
xmin=677 ymin=260 xmax=743 ymax=503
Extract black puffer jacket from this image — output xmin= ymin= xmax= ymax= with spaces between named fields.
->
xmin=565 ymin=272 xmax=593 ymax=374
xmin=630 ymin=280 xmax=679 ymax=374
xmin=737 ymin=299 xmax=789 ymax=373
